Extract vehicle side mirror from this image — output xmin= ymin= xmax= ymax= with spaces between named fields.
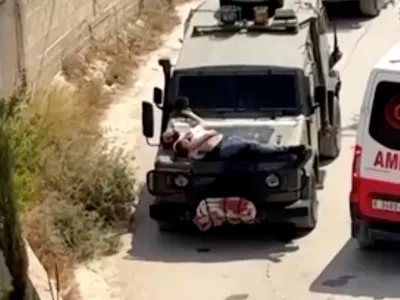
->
xmin=142 ymin=101 xmax=154 ymax=139
xmin=153 ymin=87 xmax=163 ymax=108
xmin=158 ymin=58 xmax=172 ymax=76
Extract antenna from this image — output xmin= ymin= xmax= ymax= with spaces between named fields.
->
xmin=329 ymin=20 xmax=342 ymax=68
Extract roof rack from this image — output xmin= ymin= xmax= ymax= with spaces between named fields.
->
xmin=192 ymin=9 xmax=312 ymax=36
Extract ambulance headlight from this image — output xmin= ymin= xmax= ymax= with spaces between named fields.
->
xmin=265 ymin=173 xmax=280 ymax=188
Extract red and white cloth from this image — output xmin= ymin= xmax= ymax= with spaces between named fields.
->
xmin=193 ymin=197 xmax=257 ymax=231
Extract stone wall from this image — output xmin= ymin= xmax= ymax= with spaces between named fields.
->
xmin=0 ymin=250 xmax=13 ymax=297
xmin=20 ymin=0 xmax=140 ymax=83
xmin=0 ymin=0 xmax=22 ymax=96
xmin=0 ymin=246 xmax=61 ymax=300
xmin=0 ymin=0 xmax=142 ymax=95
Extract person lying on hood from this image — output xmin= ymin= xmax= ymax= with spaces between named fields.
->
xmin=161 ymin=102 xmax=309 ymax=162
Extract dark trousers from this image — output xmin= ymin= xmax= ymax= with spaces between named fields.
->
xmin=204 ymin=136 xmax=296 ymax=162
xmin=197 ymin=136 xmax=296 ymax=198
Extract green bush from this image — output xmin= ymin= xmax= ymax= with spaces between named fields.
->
xmin=2 ymin=85 xmax=137 ymax=275
xmin=0 ymin=101 xmax=29 ymax=300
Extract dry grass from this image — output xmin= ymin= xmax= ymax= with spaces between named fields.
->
xmin=62 ymin=0 xmax=181 ymax=91
xmin=5 ymin=0 xmax=189 ymax=298
xmin=4 ymin=86 xmax=136 ymax=299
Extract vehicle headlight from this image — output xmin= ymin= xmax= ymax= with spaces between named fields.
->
xmin=173 ymin=174 xmax=189 ymax=187
xmin=265 ymin=174 xmax=280 ymax=188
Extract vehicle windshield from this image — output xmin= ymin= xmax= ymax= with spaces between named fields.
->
xmin=175 ymin=73 xmax=299 ymax=112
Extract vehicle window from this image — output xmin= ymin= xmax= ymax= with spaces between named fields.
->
xmin=369 ymin=81 xmax=400 ymax=150
xmin=237 ymin=75 xmax=297 ymax=109
xmin=178 ymin=75 xmax=236 ymax=109
xmin=177 ymin=74 xmax=298 ymax=111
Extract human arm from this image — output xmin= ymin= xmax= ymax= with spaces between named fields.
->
xmin=180 ymin=109 xmax=204 ymax=125
xmin=189 ymin=129 xmax=219 ymax=149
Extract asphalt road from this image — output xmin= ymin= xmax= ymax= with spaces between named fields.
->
xmin=118 ymin=4 xmax=400 ymax=300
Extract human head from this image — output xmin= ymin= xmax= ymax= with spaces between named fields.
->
xmin=161 ymin=129 xmax=180 ymax=149
xmin=173 ymin=137 xmax=190 ymax=158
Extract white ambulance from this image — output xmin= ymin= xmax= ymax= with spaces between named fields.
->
xmin=350 ymin=42 xmax=400 ymax=249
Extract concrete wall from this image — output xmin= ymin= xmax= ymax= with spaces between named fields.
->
xmin=0 ymin=250 xmax=13 ymax=297
xmin=0 ymin=0 xmax=150 ymax=95
xmin=1 ymin=244 xmax=62 ymax=300
xmin=20 ymin=0 xmax=140 ymax=84
xmin=0 ymin=0 xmax=22 ymax=96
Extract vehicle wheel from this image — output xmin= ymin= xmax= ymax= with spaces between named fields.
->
xmin=295 ymin=172 xmax=318 ymax=232
xmin=359 ymin=0 xmax=381 ymax=17
xmin=357 ymin=236 xmax=377 ymax=250
xmin=355 ymin=225 xmax=378 ymax=250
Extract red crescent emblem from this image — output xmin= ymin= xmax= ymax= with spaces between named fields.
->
xmin=384 ymin=95 xmax=400 ymax=129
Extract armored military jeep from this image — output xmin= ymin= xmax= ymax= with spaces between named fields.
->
xmin=141 ymin=0 xmax=343 ymax=233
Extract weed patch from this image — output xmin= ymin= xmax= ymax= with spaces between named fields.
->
xmin=62 ymin=0 xmax=181 ymax=89
xmin=1 ymin=0 xmax=189 ymax=297
xmin=2 ymin=86 xmax=137 ymax=298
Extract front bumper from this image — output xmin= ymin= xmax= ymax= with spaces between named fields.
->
xmin=351 ymin=202 xmax=400 ymax=242
xmin=352 ymin=219 xmax=400 ymax=242
xmin=149 ymin=198 xmax=310 ymax=224
xmin=148 ymin=150 xmax=315 ymax=225
xmin=146 ymin=159 xmax=309 ymax=202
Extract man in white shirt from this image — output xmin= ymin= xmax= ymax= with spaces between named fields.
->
xmin=161 ymin=99 xmax=307 ymax=163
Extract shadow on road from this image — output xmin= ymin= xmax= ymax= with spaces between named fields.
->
xmin=325 ymin=0 xmax=394 ymax=33
xmin=309 ymin=239 xmax=400 ymax=299
xmin=125 ymin=184 xmax=300 ymax=264
xmin=325 ymin=2 xmax=370 ymax=32
xmin=341 ymin=114 xmax=359 ymax=137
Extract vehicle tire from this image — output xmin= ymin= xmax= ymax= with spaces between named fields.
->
xmin=355 ymin=225 xmax=378 ymax=250
xmin=359 ymin=0 xmax=381 ymax=17
xmin=295 ymin=172 xmax=318 ymax=232
xmin=357 ymin=236 xmax=377 ymax=250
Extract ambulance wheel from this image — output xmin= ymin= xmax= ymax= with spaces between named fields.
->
xmin=353 ymin=222 xmax=378 ymax=250
xmin=294 ymin=172 xmax=318 ymax=232
xmin=357 ymin=236 xmax=377 ymax=250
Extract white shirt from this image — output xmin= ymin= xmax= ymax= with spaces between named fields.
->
xmin=186 ymin=125 xmax=209 ymax=159
xmin=170 ymin=120 xmax=222 ymax=160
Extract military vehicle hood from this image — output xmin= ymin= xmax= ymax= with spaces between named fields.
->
xmin=201 ymin=115 xmax=307 ymax=146
xmin=155 ymin=115 xmax=308 ymax=168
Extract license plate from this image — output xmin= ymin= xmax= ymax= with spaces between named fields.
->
xmin=372 ymin=199 xmax=400 ymax=212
